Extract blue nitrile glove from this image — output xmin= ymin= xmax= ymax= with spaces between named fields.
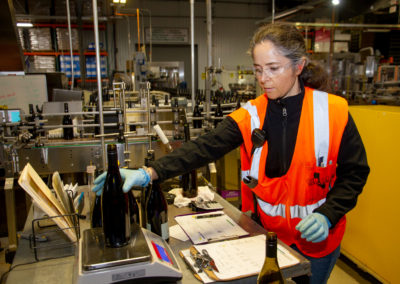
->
xmin=92 ymin=168 xmax=151 ymax=196
xmin=295 ymin=213 xmax=331 ymax=243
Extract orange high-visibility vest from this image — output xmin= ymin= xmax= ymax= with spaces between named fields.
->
xmin=229 ymin=87 xmax=348 ymax=258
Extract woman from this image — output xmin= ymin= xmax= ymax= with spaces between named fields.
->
xmin=94 ymin=23 xmax=369 ymax=283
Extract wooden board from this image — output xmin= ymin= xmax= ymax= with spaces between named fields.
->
xmin=18 ymin=163 xmax=76 ymax=242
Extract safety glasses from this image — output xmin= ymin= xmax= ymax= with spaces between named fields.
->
xmin=252 ymin=61 xmax=293 ymax=78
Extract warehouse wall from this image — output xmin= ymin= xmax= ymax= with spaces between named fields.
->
xmin=110 ymin=0 xmax=268 ymax=89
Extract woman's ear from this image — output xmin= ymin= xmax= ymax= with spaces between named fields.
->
xmin=295 ymin=57 xmax=306 ymax=76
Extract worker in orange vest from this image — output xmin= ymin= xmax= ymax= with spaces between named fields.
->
xmin=94 ymin=23 xmax=369 ymax=284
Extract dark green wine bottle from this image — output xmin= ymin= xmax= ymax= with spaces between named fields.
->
xmin=145 ymin=180 xmax=169 ymax=242
xmin=193 ymin=101 xmax=202 ymax=129
xmin=62 ymin=103 xmax=73 ymax=140
xmin=128 ymin=191 xmax=139 ymax=225
xmin=101 ymin=144 xmax=130 ymax=248
xmin=214 ymin=99 xmax=223 ymax=128
xmin=91 ymin=194 xmax=102 ymax=228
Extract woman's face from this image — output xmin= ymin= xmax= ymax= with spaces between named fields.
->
xmin=253 ymin=40 xmax=303 ymax=100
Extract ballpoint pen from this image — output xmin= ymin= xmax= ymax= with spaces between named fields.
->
xmin=195 ymin=213 xmax=224 ymax=219
xmin=198 ymin=231 xmax=207 ymax=240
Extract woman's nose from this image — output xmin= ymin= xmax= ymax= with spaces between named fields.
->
xmin=259 ymin=72 xmax=271 ymax=83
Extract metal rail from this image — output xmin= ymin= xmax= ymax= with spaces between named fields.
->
xmin=190 ymin=0 xmax=195 ymax=112
xmin=288 ymin=22 xmax=400 ymax=29
xmin=92 ymin=0 xmax=106 ymax=170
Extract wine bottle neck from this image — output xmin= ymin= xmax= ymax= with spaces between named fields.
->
xmin=107 ymin=152 xmax=119 ymax=170
xmin=266 ymin=241 xmax=277 ymax=258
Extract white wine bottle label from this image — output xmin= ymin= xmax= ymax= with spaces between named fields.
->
xmin=161 ymin=222 xmax=169 ymax=240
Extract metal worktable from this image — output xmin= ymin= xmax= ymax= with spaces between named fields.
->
xmin=5 ymin=190 xmax=310 ymax=284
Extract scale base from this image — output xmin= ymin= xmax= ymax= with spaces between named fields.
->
xmin=74 ymin=225 xmax=182 ymax=284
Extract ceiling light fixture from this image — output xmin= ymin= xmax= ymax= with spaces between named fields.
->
xmin=332 ymin=0 xmax=340 ymax=5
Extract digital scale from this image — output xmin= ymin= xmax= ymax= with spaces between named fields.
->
xmin=74 ymin=224 xmax=182 ymax=284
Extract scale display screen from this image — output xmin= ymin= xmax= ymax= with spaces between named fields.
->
xmin=151 ymin=241 xmax=173 ymax=265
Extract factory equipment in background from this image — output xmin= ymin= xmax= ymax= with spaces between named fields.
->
xmin=132 ymin=52 xmax=147 ymax=91
xmin=309 ymin=49 xmax=400 ymax=106
xmin=147 ymin=61 xmax=184 ymax=90
xmin=0 ymin=78 xmax=243 ymax=176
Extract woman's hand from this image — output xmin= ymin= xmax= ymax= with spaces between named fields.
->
xmin=92 ymin=168 xmax=151 ymax=195
xmin=296 ymin=213 xmax=331 ymax=243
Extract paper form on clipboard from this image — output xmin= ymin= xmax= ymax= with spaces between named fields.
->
xmin=174 ymin=211 xmax=249 ymax=244
xmin=180 ymin=234 xmax=300 ymax=283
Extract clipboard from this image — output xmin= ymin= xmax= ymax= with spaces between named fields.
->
xmin=179 ymin=234 xmax=300 ymax=283
xmin=174 ymin=211 xmax=249 ymax=244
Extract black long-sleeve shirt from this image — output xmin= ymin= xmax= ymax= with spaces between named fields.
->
xmin=149 ymin=88 xmax=370 ymax=228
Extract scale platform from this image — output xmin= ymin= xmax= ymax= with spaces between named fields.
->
xmin=74 ymin=224 xmax=182 ymax=284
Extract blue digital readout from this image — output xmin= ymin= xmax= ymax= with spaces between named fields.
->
xmin=152 ymin=241 xmax=172 ymax=264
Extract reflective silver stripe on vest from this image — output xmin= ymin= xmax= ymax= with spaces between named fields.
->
xmin=290 ymin=198 xmax=326 ymax=219
xmin=241 ymin=170 xmax=250 ymax=180
xmin=242 ymin=102 xmax=262 ymax=179
xmin=250 ymin=147 xmax=262 ymax=178
xmin=243 ymin=102 xmax=260 ymax=132
xmin=257 ymin=198 xmax=326 ymax=219
xmin=257 ymin=198 xmax=286 ymax=218
xmin=313 ymin=90 xmax=329 ymax=167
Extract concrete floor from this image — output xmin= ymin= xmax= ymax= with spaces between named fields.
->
xmin=0 ymin=238 xmax=11 ymax=283
xmin=329 ymin=258 xmax=372 ymax=284
xmin=0 ymin=236 xmax=374 ymax=284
